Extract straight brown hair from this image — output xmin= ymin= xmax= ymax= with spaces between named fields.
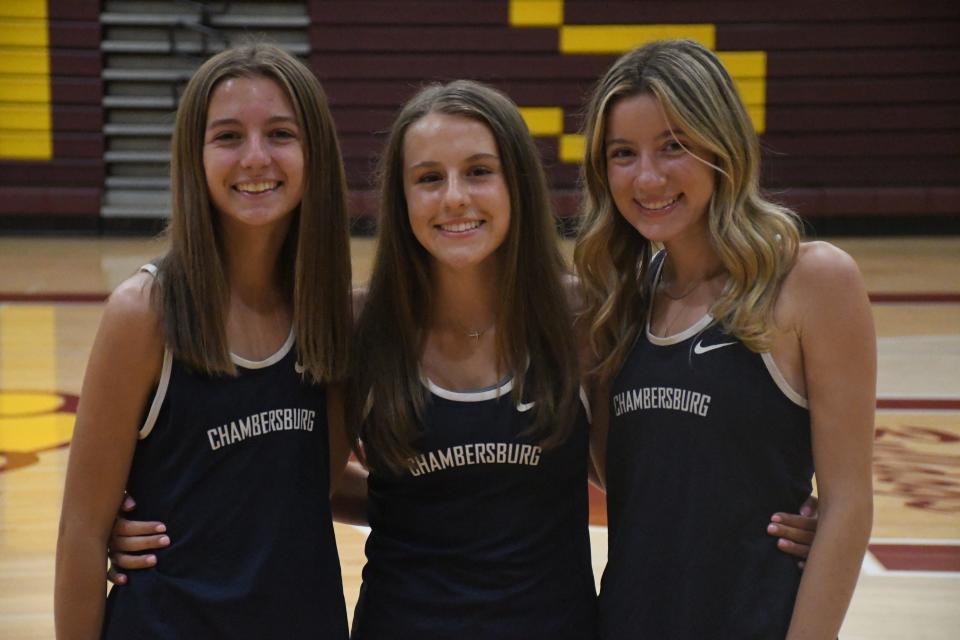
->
xmin=351 ymin=80 xmax=579 ymax=473
xmin=157 ymin=43 xmax=351 ymax=382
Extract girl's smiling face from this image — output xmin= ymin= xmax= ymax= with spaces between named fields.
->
xmin=402 ymin=112 xmax=511 ymax=273
xmin=605 ymin=92 xmax=717 ymax=246
xmin=203 ymin=75 xmax=304 ymax=230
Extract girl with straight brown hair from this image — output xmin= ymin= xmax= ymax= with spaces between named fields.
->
xmin=55 ymin=43 xmax=352 ymax=639
xmin=347 ymin=79 xmax=595 ymax=639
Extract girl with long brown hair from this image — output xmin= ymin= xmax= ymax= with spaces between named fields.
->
xmin=55 ymin=43 xmax=352 ymax=639
xmin=347 ymin=79 xmax=594 ymax=639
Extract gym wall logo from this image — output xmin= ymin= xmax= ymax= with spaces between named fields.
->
xmin=874 ymin=424 xmax=960 ymax=513
xmin=0 ymin=390 xmax=77 ymax=472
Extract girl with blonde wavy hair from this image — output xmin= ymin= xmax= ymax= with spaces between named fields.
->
xmin=575 ymin=40 xmax=875 ymax=638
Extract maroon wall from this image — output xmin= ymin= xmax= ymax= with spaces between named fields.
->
xmin=309 ymin=0 xmax=960 ymax=226
xmin=0 ymin=1 xmax=103 ymax=227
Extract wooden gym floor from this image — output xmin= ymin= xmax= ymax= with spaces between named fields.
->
xmin=0 ymin=235 xmax=957 ymax=638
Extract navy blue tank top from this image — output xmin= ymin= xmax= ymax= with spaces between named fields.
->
xmin=352 ymin=378 xmax=597 ymax=640
xmin=598 ymin=254 xmax=812 ymax=639
xmin=102 ymin=329 xmax=348 ymax=639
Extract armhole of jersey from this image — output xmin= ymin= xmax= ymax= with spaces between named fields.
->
xmin=760 ymin=352 xmax=808 ymax=409
xmin=140 ymin=347 xmax=172 ymax=439
xmin=578 ymin=386 xmax=592 ymax=424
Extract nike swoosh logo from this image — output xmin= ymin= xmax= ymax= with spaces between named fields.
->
xmin=693 ymin=340 xmax=736 ymax=355
xmin=516 ymin=401 xmax=535 ymax=412
xmin=294 ymin=362 xmax=305 ymax=374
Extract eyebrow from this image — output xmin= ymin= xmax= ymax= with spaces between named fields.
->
xmin=606 ymin=129 xmax=686 ymax=145
xmin=407 ymin=152 xmax=500 ymax=170
xmin=206 ymin=115 xmax=298 ymax=129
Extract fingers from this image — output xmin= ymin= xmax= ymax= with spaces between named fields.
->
xmin=774 ymin=536 xmax=812 ymax=560
xmin=111 ymin=517 xmax=166 ymax=538
xmin=770 ymin=512 xmax=818 ymax=532
xmin=110 ymin=551 xmax=158 ymax=571
xmin=109 ymin=532 xmax=170 ymax=554
xmin=767 ymin=513 xmax=815 ymax=561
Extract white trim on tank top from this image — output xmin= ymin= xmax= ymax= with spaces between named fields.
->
xmin=424 ymin=376 xmax=515 ymax=402
xmin=424 ymin=376 xmax=593 ymax=420
xmin=136 ymin=263 xmax=296 ymax=438
xmin=643 ymin=253 xmax=808 ymax=409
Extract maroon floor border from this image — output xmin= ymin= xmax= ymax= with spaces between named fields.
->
xmin=2 ymin=291 xmax=959 ymax=304
xmin=0 ymin=292 xmax=107 ymax=303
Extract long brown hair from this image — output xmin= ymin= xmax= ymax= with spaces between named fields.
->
xmin=574 ymin=40 xmax=801 ymax=383
xmin=352 ymin=80 xmax=579 ymax=473
xmin=158 ymin=43 xmax=351 ymax=382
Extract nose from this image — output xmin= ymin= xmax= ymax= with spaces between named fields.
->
xmin=634 ymin=153 xmax=666 ymax=191
xmin=240 ymin=133 xmax=270 ymax=170
xmin=443 ymin=174 xmax=469 ymax=211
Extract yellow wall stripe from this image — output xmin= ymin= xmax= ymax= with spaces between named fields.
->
xmin=509 ymin=0 xmax=563 ymax=26
xmin=0 ymin=129 xmax=53 ymax=158
xmin=0 ymin=0 xmax=47 ymax=19
xmin=0 ymin=8 xmax=51 ymax=159
xmin=0 ymin=103 xmax=51 ymax=130
xmin=0 ymin=46 xmax=50 ymax=74
xmin=717 ymin=51 xmax=766 ymax=79
xmin=0 ymin=75 xmax=51 ymax=102
xmin=519 ymin=107 xmax=564 ymax=136
xmin=560 ymin=134 xmax=585 ymax=164
xmin=561 ymin=24 xmax=715 ymax=54
xmin=0 ymin=18 xmax=48 ymax=47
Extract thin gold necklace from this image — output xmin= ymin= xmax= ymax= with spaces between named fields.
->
xmin=659 ymin=265 xmax=726 ymax=301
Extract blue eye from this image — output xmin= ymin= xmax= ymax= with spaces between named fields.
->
xmin=608 ymin=147 xmax=634 ymax=159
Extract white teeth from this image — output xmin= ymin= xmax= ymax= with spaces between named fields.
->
xmin=639 ymin=196 xmax=680 ymax=210
xmin=235 ymin=181 xmax=278 ymax=193
xmin=439 ymin=220 xmax=483 ymax=233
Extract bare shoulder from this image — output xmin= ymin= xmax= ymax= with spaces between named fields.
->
xmin=98 ymin=271 xmax=164 ymax=358
xmin=781 ymin=241 xmax=865 ymax=300
xmin=104 ymin=271 xmax=160 ymax=325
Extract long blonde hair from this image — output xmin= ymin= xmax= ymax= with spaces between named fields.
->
xmin=574 ymin=39 xmax=801 ymax=382
xmin=159 ymin=43 xmax=351 ymax=382
xmin=351 ymin=81 xmax=579 ymax=473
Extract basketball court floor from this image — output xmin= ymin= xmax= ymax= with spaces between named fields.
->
xmin=0 ymin=235 xmax=957 ymax=638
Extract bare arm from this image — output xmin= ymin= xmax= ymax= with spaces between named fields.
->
xmin=784 ymin=243 xmax=875 ymax=639
xmin=55 ymin=275 xmax=163 ymax=639
xmin=327 ymin=379 xmax=369 ymax=525
xmin=331 ymin=460 xmax=369 ymax=526
xmin=327 ymin=382 xmax=353 ymax=495
xmin=587 ymin=381 xmax=609 ymax=490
